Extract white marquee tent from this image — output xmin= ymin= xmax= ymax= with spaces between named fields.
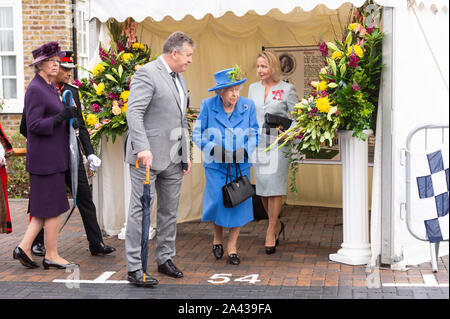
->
xmin=88 ymin=0 xmax=449 ymax=269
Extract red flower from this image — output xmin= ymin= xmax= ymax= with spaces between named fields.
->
xmin=348 ymin=54 xmax=359 ymax=68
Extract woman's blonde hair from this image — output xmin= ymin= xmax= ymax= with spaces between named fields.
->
xmin=257 ymin=50 xmax=281 ymax=82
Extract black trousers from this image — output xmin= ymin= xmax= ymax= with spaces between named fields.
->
xmin=33 ymin=158 xmax=103 ymax=246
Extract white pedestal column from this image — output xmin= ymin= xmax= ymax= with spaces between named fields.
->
xmin=329 ymin=129 xmax=372 ymax=265
xmin=92 ymin=135 xmax=126 ymax=237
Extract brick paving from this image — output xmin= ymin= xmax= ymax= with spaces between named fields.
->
xmin=0 ymin=199 xmax=448 ymax=299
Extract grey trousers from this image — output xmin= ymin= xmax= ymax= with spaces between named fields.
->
xmin=125 ymin=161 xmax=183 ymax=272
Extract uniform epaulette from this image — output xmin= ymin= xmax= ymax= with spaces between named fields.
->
xmin=66 ymin=83 xmax=79 ymax=90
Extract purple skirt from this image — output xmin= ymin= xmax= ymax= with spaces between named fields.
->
xmin=29 ymin=172 xmax=69 ymax=218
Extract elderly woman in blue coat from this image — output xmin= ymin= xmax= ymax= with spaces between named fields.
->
xmin=193 ymin=67 xmax=259 ymax=265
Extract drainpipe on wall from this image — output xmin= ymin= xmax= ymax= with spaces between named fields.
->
xmin=72 ymin=0 xmax=78 ymax=80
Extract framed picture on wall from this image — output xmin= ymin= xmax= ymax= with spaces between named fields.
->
xmin=263 ymin=45 xmax=375 ymax=164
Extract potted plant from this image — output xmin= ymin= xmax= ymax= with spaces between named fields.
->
xmin=267 ymin=1 xmax=384 ymax=265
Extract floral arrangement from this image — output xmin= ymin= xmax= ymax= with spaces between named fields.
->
xmin=266 ymin=2 xmax=384 ymax=193
xmin=77 ymin=19 xmax=156 ymax=149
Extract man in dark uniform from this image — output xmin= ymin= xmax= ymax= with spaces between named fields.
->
xmin=21 ymin=51 xmax=116 ymax=256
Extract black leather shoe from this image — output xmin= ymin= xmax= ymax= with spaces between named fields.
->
xmin=213 ymin=244 xmax=224 ymax=260
xmin=227 ymin=253 xmax=240 ymax=265
xmin=13 ymin=246 xmax=40 ymax=269
xmin=31 ymin=242 xmax=46 ymax=257
xmin=42 ymin=258 xmax=79 ymax=270
xmin=89 ymin=242 xmax=116 ymax=256
xmin=265 ymin=246 xmax=276 ymax=255
xmin=157 ymin=260 xmax=183 ymax=278
xmin=128 ymin=270 xmax=158 ymax=287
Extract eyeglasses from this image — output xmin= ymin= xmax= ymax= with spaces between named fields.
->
xmin=225 ymin=86 xmax=242 ymax=94
xmin=44 ymin=58 xmax=61 ymax=65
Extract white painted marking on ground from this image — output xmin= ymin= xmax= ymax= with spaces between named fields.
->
xmin=93 ymin=271 xmax=116 ymax=282
xmin=382 ymin=273 xmax=448 ymax=288
xmin=422 ymin=274 xmax=439 ymax=286
xmin=53 ymin=279 xmax=130 ymax=284
xmin=53 ymin=272 xmax=129 ymax=285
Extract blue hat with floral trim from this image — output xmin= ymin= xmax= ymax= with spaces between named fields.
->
xmin=208 ymin=66 xmax=247 ymax=92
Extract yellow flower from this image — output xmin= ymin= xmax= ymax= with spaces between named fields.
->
xmin=120 ymin=102 xmax=127 ymax=113
xmin=348 ymin=23 xmax=361 ymax=31
xmin=347 ymin=45 xmax=364 ymax=58
xmin=96 ymin=82 xmax=105 ymax=96
xmin=86 ymin=114 xmax=99 ymax=127
xmin=120 ymin=53 xmax=133 ymax=63
xmin=132 ymin=42 xmax=145 ymax=51
xmin=92 ymin=64 xmax=105 ymax=76
xmin=112 ymin=100 xmax=119 ymax=108
xmin=316 ymin=96 xmax=333 ymax=114
xmin=120 ymin=90 xmax=130 ymax=102
xmin=331 ymin=51 xmax=344 ymax=60
xmin=112 ymin=106 xmax=122 ymax=116
xmin=317 ymin=81 xmax=328 ymax=92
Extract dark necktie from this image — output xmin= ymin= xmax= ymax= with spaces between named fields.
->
xmin=170 ymin=71 xmax=179 ymax=93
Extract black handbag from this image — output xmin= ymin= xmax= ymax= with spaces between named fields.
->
xmin=252 ymin=185 xmax=268 ymax=220
xmin=263 ymin=113 xmax=292 ymax=135
xmin=222 ymin=163 xmax=255 ymax=208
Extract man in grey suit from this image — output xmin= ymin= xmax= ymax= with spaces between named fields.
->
xmin=125 ymin=31 xmax=194 ymax=287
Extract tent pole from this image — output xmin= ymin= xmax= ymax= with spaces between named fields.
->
xmin=380 ymin=6 xmax=395 ymax=266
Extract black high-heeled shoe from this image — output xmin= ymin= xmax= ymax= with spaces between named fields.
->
xmin=265 ymin=245 xmax=276 ymax=255
xmin=13 ymin=246 xmax=40 ymax=269
xmin=275 ymin=221 xmax=286 ymax=246
xmin=265 ymin=221 xmax=286 ymax=254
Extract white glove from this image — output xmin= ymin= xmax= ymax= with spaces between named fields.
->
xmin=88 ymin=154 xmax=101 ymax=171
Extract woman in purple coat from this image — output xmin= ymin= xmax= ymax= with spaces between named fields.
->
xmin=13 ymin=42 xmax=78 ymax=269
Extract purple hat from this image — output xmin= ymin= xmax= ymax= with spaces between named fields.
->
xmin=29 ymin=41 xmax=65 ymax=66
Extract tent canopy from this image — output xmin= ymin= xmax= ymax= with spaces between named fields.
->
xmin=89 ymin=0 xmax=448 ymax=23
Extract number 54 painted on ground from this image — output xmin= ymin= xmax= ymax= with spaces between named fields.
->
xmin=208 ymin=274 xmax=261 ymax=284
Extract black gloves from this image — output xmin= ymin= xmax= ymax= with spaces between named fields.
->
xmin=53 ymin=107 xmax=76 ymax=127
xmin=211 ymin=145 xmax=227 ymax=162
xmin=232 ymin=148 xmax=248 ymax=163
xmin=72 ymin=118 xmax=80 ymax=129
xmin=210 ymin=145 xmax=248 ymax=163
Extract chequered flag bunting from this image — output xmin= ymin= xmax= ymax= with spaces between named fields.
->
xmin=416 ymin=150 xmax=449 ymax=243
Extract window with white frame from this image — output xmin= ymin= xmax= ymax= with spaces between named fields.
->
xmin=76 ymin=1 xmax=89 ymax=79
xmin=0 ymin=0 xmax=23 ymax=113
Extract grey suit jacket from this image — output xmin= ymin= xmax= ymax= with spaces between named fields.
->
xmin=125 ymin=58 xmax=190 ymax=171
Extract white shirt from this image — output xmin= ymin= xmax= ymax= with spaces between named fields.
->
xmin=0 ymin=142 xmax=5 ymax=167
xmin=159 ymin=56 xmax=185 ymax=114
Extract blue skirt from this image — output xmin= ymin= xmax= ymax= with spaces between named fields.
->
xmin=202 ymin=166 xmax=253 ymax=228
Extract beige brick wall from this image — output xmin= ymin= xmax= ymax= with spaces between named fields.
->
xmin=0 ymin=114 xmax=22 ymax=138
xmin=22 ymin=0 xmax=73 ymax=87
xmin=1 ymin=0 xmax=73 ymax=137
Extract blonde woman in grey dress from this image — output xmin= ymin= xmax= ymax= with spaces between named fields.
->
xmin=248 ymin=51 xmax=298 ymax=254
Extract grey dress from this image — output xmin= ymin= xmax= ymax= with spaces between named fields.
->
xmin=248 ymin=81 xmax=298 ymax=196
